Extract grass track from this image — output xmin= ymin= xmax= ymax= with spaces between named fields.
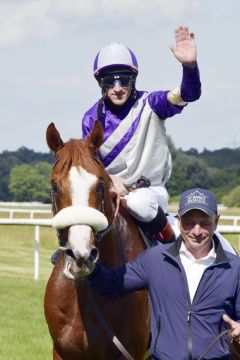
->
xmin=0 ymin=276 xmax=52 ymax=360
xmin=0 ymin=228 xmax=55 ymax=360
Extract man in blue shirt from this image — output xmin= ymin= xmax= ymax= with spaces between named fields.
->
xmin=89 ymin=188 xmax=240 ymax=359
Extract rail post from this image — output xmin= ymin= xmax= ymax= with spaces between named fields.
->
xmin=34 ymin=225 xmax=40 ymax=280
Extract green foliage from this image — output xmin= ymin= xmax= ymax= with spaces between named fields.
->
xmin=0 ymin=147 xmax=54 ymax=201
xmin=9 ymin=162 xmax=52 ymax=203
xmin=223 ymin=186 xmax=240 ymax=207
xmin=167 ymin=143 xmax=240 ymax=198
xmin=167 ymin=151 xmax=213 ymax=195
xmin=0 ymin=144 xmax=239 ymax=201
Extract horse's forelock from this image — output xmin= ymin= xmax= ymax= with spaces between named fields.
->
xmin=53 ymin=138 xmax=110 ymax=186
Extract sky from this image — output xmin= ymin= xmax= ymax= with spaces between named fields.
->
xmin=0 ymin=0 xmax=240 ymax=153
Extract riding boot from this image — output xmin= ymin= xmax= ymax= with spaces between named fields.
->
xmin=137 ymin=207 xmax=176 ymax=245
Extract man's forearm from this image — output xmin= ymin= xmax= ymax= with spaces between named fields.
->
xmin=180 ymin=63 xmax=201 ymax=102
xmin=88 ymin=263 xmax=127 ymax=298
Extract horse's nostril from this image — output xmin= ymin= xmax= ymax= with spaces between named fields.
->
xmin=76 ymin=257 xmax=85 ymax=268
xmin=89 ymin=247 xmax=99 ymax=263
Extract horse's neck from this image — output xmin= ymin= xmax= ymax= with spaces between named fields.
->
xmin=97 ymin=206 xmax=145 ymax=268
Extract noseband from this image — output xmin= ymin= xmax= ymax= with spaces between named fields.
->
xmin=51 ymin=187 xmax=120 ymax=247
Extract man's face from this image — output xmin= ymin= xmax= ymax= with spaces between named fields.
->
xmin=98 ymin=71 xmax=135 ymax=106
xmin=105 ymin=82 xmax=132 ymax=105
xmin=178 ymin=209 xmax=219 ymax=259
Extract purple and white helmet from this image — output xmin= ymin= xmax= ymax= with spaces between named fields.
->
xmin=93 ymin=42 xmax=138 ymax=77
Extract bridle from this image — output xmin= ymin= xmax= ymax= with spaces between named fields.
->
xmin=95 ymin=192 xmax=120 ymax=241
xmin=50 ymin=177 xmax=121 ymax=249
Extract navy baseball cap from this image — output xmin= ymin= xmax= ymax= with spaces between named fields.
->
xmin=178 ymin=188 xmax=218 ymax=216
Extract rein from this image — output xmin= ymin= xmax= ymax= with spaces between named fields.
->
xmin=95 ymin=191 xmax=120 ymax=241
xmin=86 ymin=281 xmax=134 ymax=360
xmin=197 ymin=329 xmax=240 ymax=360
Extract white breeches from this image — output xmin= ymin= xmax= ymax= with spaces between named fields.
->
xmin=123 ymin=186 xmax=169 ymax=222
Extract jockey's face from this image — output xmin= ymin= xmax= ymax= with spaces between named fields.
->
xmin=98 ymin=71 xmax=135 ymax=106
xmin=178 ymin=209 xmax=219 ymax=259
xmin=105 ymin=81 xmax=132 ymax=106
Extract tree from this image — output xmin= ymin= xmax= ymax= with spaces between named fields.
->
xmin=167 ymin=151 xmax=212 ymax=196
xmin=0 ymin=148 xmax=54 ymax=201
xmin=223 ymin=186 xmax=240 ymax=207
xmin=9 ymin=162 xmax=52 ymax=203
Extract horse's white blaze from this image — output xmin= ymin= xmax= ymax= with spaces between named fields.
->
xmin=68 ymin=166 xmax=97 ymax=258
xmin=69 ymin=224 xmax=92 ymax=258
xmin=69 ymin=167 xmax=97 ymax=206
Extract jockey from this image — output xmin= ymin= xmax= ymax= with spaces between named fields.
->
xmin=82 ymin=26 xmax=201 ymax=244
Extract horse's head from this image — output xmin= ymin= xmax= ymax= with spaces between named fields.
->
xmin=47 ymin=121 xmax=113 ymax=279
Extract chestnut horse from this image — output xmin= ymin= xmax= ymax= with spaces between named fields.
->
xmin=44 ymin=121 xmax=150 ymax=360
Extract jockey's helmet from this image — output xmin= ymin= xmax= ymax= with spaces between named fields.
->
xmin=93 ymin=42 xmax=138 ymax=80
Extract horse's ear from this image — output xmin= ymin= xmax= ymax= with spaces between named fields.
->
xmin=46 ymin=123 xmax=64 ymax=153
xmin=87 ymin=120 xmax=104 ymax=152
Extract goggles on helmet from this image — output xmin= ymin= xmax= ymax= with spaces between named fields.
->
xmin=98 ymin=73 xmax=135 ymax=89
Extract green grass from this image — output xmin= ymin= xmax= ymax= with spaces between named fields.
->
xmin=0 ymin=226 xmax=56 ymax=360
xmin=0 ymin=277 xmax=52 ymax=360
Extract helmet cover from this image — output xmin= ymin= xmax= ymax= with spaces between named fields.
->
xmin=93 ymin=42 xmax=138 ymax=77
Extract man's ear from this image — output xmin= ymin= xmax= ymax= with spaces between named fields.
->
xmin=175 ymin=214 xmax=181 ymax=230
xmin=215 ymin=214 xmax=220 ymax=228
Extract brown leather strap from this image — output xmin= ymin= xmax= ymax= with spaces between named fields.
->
xmin=197 ymin=329 xmax=234 ymax=360
xmin=227 ymin=332 xmax=240 ymax=359
xmin=86 ymin=281 xmax=134 ymax=360
xmin=95 ymin=191 xmax=120 ymax=241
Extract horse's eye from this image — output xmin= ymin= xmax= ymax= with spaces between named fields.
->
xmin=51 ymin=181 xmax=58 ymax=193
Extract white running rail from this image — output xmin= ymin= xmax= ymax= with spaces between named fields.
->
xmin=220 ymin=215 xmax=240 ymax=226
xmin=0 ymin=208 xmax=51 ymax=219
xmin=0 ymin=218 xmax=52 ymax=280
xmin=0 ymin=217 xmax=240 ymax=280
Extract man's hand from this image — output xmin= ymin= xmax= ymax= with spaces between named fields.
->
xmin=109 ymin=175 xmax=129 ymax=196
xmin=169 ymin=26 xmax=197 ymax=67
xmin=223 ymin=314 xmax=240 ymax=341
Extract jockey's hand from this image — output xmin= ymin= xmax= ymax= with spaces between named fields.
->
xmin=223 ymin=314 xmax=240 ymax=341
xmin=169 ymin=25 xmax=197 ymax=67
xmin=109 ymin=175 xmax=129 ymax=196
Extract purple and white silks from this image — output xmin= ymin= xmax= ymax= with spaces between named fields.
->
xmin=82 ymin=64 xmax=201 ymax=186
xmin=82 ymin=91 xmax=176 ymax=186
